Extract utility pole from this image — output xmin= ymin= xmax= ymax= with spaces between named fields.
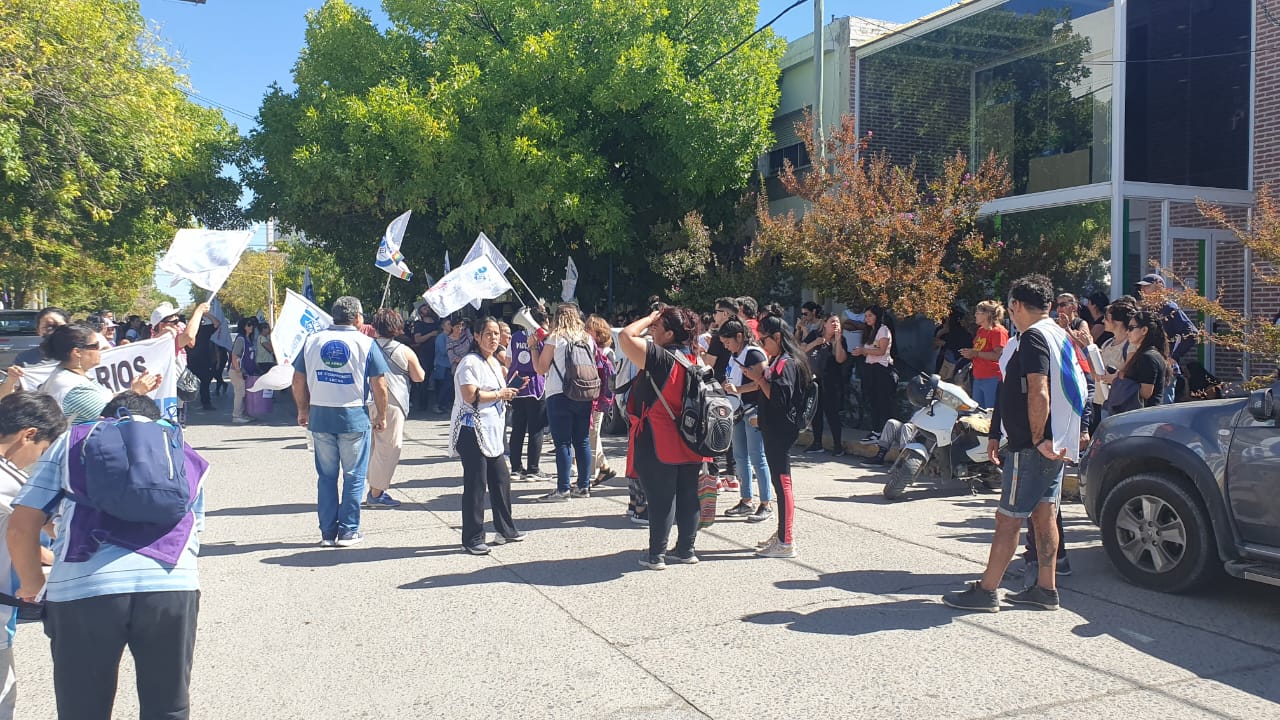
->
xmin=813 ymin=0 xmax=825 ymax=158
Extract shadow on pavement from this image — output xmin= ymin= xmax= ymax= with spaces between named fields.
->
xmin=776 ymin=569 xmax=975 ymax=596
xmin=744 ymin=598 xmax=957 ymax=636
xmin=207 ymin=503 xmax=315 ymax=518
xmin=261 ymin=544 xmax=461 ymax=567
xmin=399 ymin=549 xmax=645 ymax=590
xmin=201 ymin=540 xmax=319 ymax=557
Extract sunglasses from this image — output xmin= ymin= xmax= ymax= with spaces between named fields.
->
xmin=74 ymin=343 xmax=100 ymax=350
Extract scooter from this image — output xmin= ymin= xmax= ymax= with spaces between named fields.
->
xmin=882 ymin=373 xmax=1002 ymax=501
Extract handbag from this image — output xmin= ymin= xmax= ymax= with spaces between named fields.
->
xmin=176 ymin=367 xmax=199 ymax=402
xmin=1103 ymin=377 xmax=1142 ymax=414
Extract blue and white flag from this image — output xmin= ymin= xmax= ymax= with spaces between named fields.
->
xmin=422 ymin=257 xmax=513 ymax=317
xmin=302 ymin=268 xmax=316 ymax=303
xmin=375 ymin=210 xmax=413 ymax=281
xmin=249 ymin=288 xmax=334 ymax=392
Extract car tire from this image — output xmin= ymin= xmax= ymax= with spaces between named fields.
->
xmin=1099 ymin=472 xmax=1220 ymax=593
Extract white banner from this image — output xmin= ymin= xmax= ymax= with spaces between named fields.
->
xmin=375 ymin=210 xmax=413 ymax=281
xmin=19 ymin=336 xmax=178 ymax=418
xmin=158 ymin=228 xmax=253 ymax=295
xmin=561 ymin=256 xmax=578 ymax=303
xmin=422 ymin=257 xmax=513 ymax=317
xmin=249 ymin=288 xmax=333 ymax=392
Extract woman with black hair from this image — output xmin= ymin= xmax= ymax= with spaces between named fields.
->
xmin=1117 ymin=309 xmax=1169 ymax=410
xmin=37 ymin=325 xmax=160 ymax=421
xmin=851 ymin=305 xmax=895 ymax=441
xmin=451 ymin=317 xmax=525 ymax=555
xmin=618 ymin=306 xmax=706 ymax=569
xmin=739 ymin=315 xmax=812 ymax=559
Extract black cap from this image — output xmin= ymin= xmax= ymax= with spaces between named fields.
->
xmin=1137 ymin=273 xmax=1164 ymax=286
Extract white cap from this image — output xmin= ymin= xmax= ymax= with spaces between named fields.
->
xmin=149 ymin=302 xmax=179 ymax=328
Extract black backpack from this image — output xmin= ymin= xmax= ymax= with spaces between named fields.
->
xmin=553 ymin=339 xmax=602 ymax=402
xmin=773 ymin=354 xmax=819 ymax=428
xmin=648 ymin=349 xmax=734 ymax=456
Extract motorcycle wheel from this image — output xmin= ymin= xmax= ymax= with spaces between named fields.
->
xmin=883 ymin=451 xmax=924 ymax=501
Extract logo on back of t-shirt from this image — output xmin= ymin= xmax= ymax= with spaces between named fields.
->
xmin=320 ymin=340 xmax=351 ymax=369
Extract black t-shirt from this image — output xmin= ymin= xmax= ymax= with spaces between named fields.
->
xmin=631 ymin=343 xmax=681 ymax=417
xmin=732 ymin=346 xmax=768 ymax=409
xmin=808 ymin=335 xmax=848 ymax=381
xmin=1128 ymin=348 xmax=1166 ymax=408
xmin=992 ymin=328 xmax=1052 ymax=452
xmin=758 ymin=353 xmax=802 ymax=436
xmin=412 ymin=319 xmax=441 ymax=358
xmin=705 ymin=334 xmax=733 ymax=382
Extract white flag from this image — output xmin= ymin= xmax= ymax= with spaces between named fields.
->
xmin=422 ymin=257 xmax=513 ymax=317
xmin=462 ymin=233 xmax=511 ymax=308
xmin=444 ymin=250 xmax=451 ymax=273
xmin=249 ymin=288 xmax=334 ymax=392
xmin=561 ymin=257 xmax=579 ymax=303
xmin=462 ymin=232 xmax=512 ymax=274
xmin=375 ymin=210 xmax=413 ymax=281
xmin=157 ymin=228 xmax=253 ymax=295
xmin=209 ymin=298 xmax=233 ymax=351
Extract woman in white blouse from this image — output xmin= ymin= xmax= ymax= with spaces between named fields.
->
xmin=452 ymin=317 xmax=526 ymax=555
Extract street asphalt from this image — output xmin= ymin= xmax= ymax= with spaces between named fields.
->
xmin=13 ymin=393 xmax=1280 ymax=719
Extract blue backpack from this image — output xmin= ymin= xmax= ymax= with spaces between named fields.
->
xmin=71 ymin=410 xmax=191 ymax=525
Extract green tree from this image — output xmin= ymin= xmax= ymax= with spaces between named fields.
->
xmin=246 ymin=0 xmax=783 ymax=309
xmin=0 ymin=0 xmax=244 ymax=312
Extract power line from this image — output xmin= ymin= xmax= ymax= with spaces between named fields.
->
xmin=178 ymin=87 xmax=256 ymax=122
xmin=694 ymin=0 xmax=806 ymax=78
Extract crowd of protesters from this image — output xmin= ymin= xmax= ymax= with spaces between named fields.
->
xmin=0 ymin=269 xmax=1217 ymax=717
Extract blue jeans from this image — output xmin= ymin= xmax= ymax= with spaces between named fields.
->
xmin=547 ymin=393 xmax=593 ymax=492
xmin=433 ymin=365 xmax=454 ymax=410
xmin=732 ymin=415 xmax=772 ymax=502
xmin=971 ymin=377 xmax=999 ymax=410
xmin=313 ymin=430 xmax=371 ymax=539
xmin=1162 ymin=374 xmax=1177 ymax=406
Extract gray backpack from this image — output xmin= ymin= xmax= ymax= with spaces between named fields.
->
xmin=554 ymin=339 xmax=601 ymax=402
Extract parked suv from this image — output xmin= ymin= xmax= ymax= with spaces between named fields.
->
xmin=1079 ymin=383 xmax=1280 ymax=593
xmin=0 ymin=309 xmax=41 ymax=369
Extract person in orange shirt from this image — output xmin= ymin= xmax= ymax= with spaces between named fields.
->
xmin=960 ymin=300 xmax=1009 ymax=410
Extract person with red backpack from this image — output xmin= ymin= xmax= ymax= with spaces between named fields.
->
xmin=618 ymin=306 xmax=707 ymax=570
xmin=739 ymin=315 xmax=813 ymax=559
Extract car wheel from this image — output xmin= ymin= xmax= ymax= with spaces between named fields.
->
xmin=1099 ymin=473 xmax=1220 ymax=593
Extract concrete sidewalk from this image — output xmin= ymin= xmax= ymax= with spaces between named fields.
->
xmin=13 ymin=404 xmax=1280 ymax=719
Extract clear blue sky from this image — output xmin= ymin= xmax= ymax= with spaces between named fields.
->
xmin=140 ymin=0 xmax=949 ymax=300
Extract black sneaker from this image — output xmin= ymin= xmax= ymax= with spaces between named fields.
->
xmin=745 ymin=504 xmax=774 ymax=524
xmin=463 ymin=543 xmax=491 ymax=556
xmin=570 ymin=486 xmax=590 ymax=498
xmin=805 ymin=445 xmax=825 ymax=454
xmin=1005 ymin=585 xmax=1060 ymax=610
xmin=942 ymin=581 xmax=1000 ymax=612
xmin=861 ymin=453 xmax=887 ymax=466
xmin=536 ymin=490 xmax=570 ymax=503
xmin=831 ymin=448 xmax=848 ymax=457
xmin=1056 ymin=556 xmax=1073 ymax=576
xmin=724 ymin=499 xmax=755 ymax=517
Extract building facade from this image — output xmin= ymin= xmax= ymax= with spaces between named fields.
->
xmin=767 ymin=0 xmax=1277 ymax=382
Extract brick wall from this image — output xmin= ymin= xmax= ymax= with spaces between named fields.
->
xmin=1252 ymin=5 xmax=1280 ymax=380
xmin=857 ymin=51 xmax=971 ymax=175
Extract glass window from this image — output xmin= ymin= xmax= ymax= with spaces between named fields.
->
xmin=1124 ymin=0 xmax=1250 ymax=189
xmin=969 ymin=200 xmax=1113 ymax=298
xmin=859 ymin=0 xmax=1114 ymax=196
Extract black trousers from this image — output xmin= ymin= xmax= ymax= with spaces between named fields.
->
xmin=635 ymin=431 xmax=700 ymax=557
xmin=458 ymin=425 xmax=518 ymax=547
xmin=507 ymin=396 xmax=547 ymax=474
xmin=810 ymin=374 xmax=844 ymax=448
xmin=763 ymin=428 xmax=798 ymax=544
xmin=44 ymin=590 xmax=199 ymax=720
xmin=862 ymin=362 xmax=895 ymax=431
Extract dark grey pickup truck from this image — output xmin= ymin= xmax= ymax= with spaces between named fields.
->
xmin=1079 ymin=383 xmax=1280 ymax=593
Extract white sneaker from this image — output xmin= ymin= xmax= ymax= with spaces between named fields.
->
xmin=232 ymin=416 xmax=253 ymax=424
xmin=754 ymin=532 xmax=778 ymax=549
xmin=755 ymin=540 xmax=796 ymax=558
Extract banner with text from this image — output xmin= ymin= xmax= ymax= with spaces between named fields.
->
xmin=20 ymin=337 xmax=178 ymax=418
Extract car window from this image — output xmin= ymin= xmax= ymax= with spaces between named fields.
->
xmin=0 ymin=312 xmax=38 ymax=335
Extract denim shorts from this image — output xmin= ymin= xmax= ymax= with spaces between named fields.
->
xmin=997 ymin=449 xmax=1065 ymax=518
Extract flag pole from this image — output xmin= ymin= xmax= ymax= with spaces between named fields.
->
xmin=379 ymin=274 xmax=392 ymax=310
xmin=506 ymin=266 xmax=540 ymax=308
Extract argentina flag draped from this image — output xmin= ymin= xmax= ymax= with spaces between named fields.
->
xmin=375 ymin=210 xmax=413 ymax=281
